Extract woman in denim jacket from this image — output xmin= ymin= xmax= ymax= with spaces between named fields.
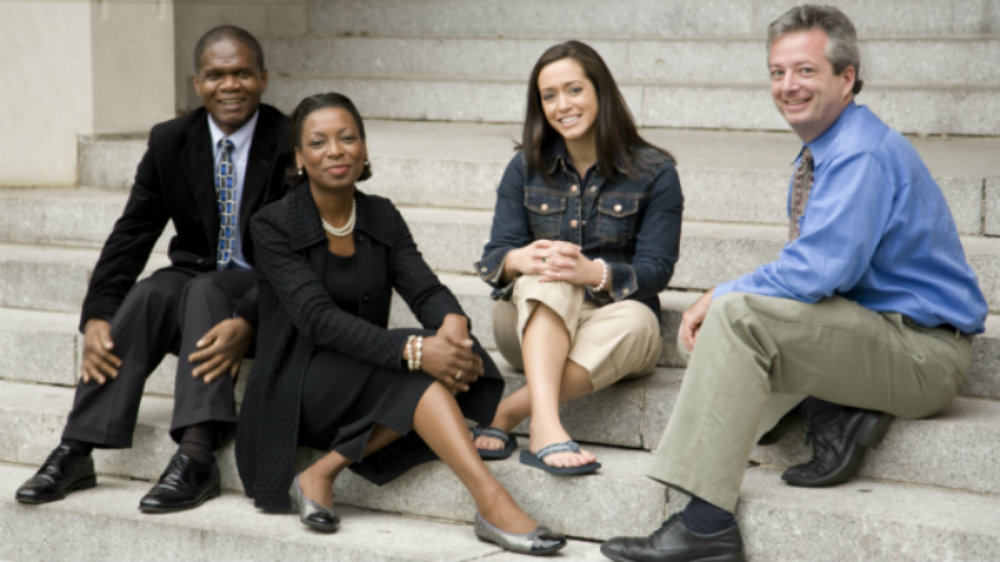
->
xmin=474 ymin=41 xmax=683 ymax=474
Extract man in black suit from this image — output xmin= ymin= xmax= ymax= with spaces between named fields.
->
xmin=15 ymin=25 xmax=291 ymax=513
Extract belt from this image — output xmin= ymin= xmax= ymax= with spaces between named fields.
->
xmin=902 ymin=315 xmax=972 ymax=341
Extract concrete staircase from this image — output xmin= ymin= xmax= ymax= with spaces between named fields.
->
xmin=3 ymin=1 xmax=1000 ymax=560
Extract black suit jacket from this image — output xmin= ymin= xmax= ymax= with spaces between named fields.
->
xmin=80 ymin=104 xmax=292 ymax=331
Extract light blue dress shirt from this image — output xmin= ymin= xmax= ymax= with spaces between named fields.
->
xmin=715 ymin=103 xmax=987 ymax=334
xmin=209 ymin=110 xmax=260 ymax=270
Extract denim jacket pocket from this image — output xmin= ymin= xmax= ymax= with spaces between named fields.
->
xmin=525 ymin=189 xmax=566 ymax=240
xmin=597 ymin=194 xmax=642 ymax=244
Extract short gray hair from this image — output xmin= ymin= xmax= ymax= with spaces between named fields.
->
xmin=767 ymin=5 xmax=863 ymax=95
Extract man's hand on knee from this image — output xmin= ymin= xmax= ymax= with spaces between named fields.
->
xmin=189 ymin=317 xmax=253 ymax=383
xmin=81 ymin=318 xmax=121 ymax=384
xmin=679 ymin=289 xmax=714 ymax=353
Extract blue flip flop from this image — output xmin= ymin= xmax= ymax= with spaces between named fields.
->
xmin=519 ymin=441 xmax=601 ymax=475
xmin=473 ymin=425 xmax=517 ymax=460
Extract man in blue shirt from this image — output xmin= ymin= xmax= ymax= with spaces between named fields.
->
xmin=601 ymin=6 xmax=986 ymax=562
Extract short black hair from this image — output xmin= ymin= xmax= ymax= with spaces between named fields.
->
xmin=286 ymin=92 xmax=373 ymax=186
xmin=193 ymin=25 xmax=265 ymax=74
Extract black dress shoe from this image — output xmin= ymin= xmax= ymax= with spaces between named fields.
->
xmin=139 ymin=452 xmax=220 ymax=513
xmin=15 ymin=444 xmax=96 ymax=503
xmin=601 ymin=514 xmax=745 ymax=562
xmin=781 ymin=408 xmax=893 ymax=487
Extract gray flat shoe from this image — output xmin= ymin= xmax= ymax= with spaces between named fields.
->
xmin=289 ymin=474 xmax=340 ymax=533
xmin=473 ymin=512 xmax=566 ymax=556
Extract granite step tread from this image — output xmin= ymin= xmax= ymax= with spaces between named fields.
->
xmin=305 ymin=0 xmax=1000 ymax=40
xmin=265 ymin=35 xmax=1000 ymax=85
xmin=0 ymin=463 xmax=606 ymax=562
xmin=264 ymin=76 xmax=1000 ymax=135
xmin=4 ymin=359 xmax=1000 ymax=507
xmin=72 ymin=121 xmax=1000 ymax=233
xmin=4 ymin=458 xmax=1000 ymax=561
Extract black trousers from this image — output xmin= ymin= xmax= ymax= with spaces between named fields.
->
xmin=62 ymin=267 xmax=255 ymax=450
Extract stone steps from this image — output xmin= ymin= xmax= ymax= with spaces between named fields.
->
xmin=0 ymin=464 xmax=606 ymax=562
xmin=242 ymin=0 xmax=1000 ymax=135
xmin=264 ymin=76 xmax=1000 ymax=135
xmin=265 ymin=35 xmax=1000 ymax=86
xmin=305 ymin=0 xmax=1000 ymax=39
xmin=4 ymin=448 xmax=1000 ymax=561
xmin=5 ymin=204 xmax=999 ymax=315
xmin=4 ymin=347 xmax=1000 ymax=500
xmin=75 ymin=122 xmax=1000 ymax=234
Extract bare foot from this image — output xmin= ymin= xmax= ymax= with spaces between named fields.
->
xmin=529 ymin=424 xmax=597 ymax=468
xmin=473 ymin=431 xmax=508 ymax=452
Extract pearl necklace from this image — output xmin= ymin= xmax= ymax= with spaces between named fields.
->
xmin=321 ymin=198 xmax=356 ymax=237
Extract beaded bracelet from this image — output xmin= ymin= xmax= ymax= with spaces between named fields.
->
xmin=590 ymin=258 xmax=608 ymax=292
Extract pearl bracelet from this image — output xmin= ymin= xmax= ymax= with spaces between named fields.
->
xmin=405 ymin=335 xmax=416 ymax=371
xmin=413 ymin=336 xmax=423 ymax=371
xmin=590 ymin=258 xmax=608 ymax=293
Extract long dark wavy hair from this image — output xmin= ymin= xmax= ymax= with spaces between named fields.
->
xmin=521 ymin=40 xmax=674 ymax=185
xmin=285 ymin=92 xmax=373 ymax=186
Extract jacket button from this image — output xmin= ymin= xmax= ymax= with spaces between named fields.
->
xmin=362 ymin=294 xmax=370 ymax=302
xmin=614 ymin=204 xmax=622 ymax=212
xmin=540 ymin=203 xmax=549 ymax=211
xmin=570 ymin=219 xmax=578 ymax=228
xmin=570 ymin=184 xmax=578 ymax=193
xmin=480 ymin=266 xmax=488 ymax=272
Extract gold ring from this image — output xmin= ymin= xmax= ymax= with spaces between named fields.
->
xmin=541 ymin=257 xmax=547 ymax=263
xmin=454 ymin=370 xmax=463 ymax=381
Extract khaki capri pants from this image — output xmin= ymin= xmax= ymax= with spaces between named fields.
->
xmin=492 ymin=275 xmax=662 ymax=391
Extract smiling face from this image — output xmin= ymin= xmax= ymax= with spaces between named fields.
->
xmin=768 ymin=28 xmax=855 ymax=142
xmin=193 ymin=38 xmax=268 ymax=135
xmin=295 ymin=106 xmax=368 ymax=194
xmin=537 ymin=57 xmax=598 ymax=148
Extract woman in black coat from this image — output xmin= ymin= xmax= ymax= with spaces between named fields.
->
xmin=235 ymin=92 xmax=564 ymax=556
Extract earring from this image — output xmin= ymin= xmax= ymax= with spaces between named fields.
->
xmin=297 ymin=167 xmax=304 ymax=176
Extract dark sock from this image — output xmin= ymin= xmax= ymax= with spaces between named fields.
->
xmin=60 ymin=439 xmax=94 ymax=456
xmin=798 ymin=396 xmax=848 ymax=427
xmin=680 ymin=495 xmax=736 ymax=535
xmin=178 ymin=423 xmax=215 ymax=465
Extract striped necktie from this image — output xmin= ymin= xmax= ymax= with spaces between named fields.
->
xmin=789 ymin=147 xmax=814 ymax=240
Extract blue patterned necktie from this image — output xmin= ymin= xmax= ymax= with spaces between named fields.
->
xmin=215 ymin=138 xmax=236 ymax=270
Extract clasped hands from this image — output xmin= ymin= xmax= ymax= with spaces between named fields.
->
xmin=505 ymin=239 xmax=603 ymax=287
xmin=413 ymin=313 xmax=484 ymax=395
xmin=80 ymin=317 xmax=253 ymax=385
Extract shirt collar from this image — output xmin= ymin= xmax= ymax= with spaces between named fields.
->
xmin=208 ymin=110 xmax=260 ymax=157
xmin=548 ymin=136 xmax=570 ymax=174
xmin=798 ymin=101 xmax=858 ymax=165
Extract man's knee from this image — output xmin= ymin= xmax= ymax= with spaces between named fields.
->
xmin=119 ymin=276 xmax=182 ymax=320
xmin=179 ymin=273 xmax=226 ymax=305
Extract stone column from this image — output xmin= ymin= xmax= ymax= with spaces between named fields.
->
xmin=0 ymin=0 xmax=174 ymax=187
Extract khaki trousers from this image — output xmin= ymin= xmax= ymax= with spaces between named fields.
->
xmin=492 ymin=275 xmax=661 ymax=391
xmin=648 ymin=292 xmax=970 ymax=512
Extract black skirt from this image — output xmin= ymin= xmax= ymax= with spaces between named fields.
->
xmin=298 ymin=335 xmax=501 ymax=484
xmin=296 ymin=252 xmax=502 ymax=484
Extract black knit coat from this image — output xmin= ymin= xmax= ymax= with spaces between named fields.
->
xmin=235 ymin=184 xmax=499 ymax=511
